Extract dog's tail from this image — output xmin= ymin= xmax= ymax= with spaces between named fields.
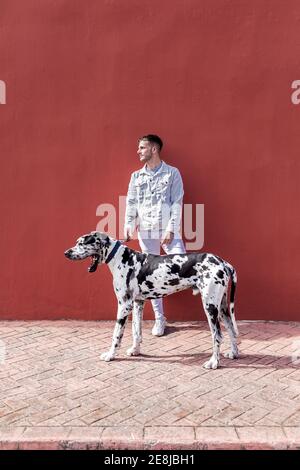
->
xmin=227 ymin=263 xmax=238 ymax=337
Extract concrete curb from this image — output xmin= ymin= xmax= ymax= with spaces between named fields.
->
xmin=0 ymin=426 xmax=299 ymax=450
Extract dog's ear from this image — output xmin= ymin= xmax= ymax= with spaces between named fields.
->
xmin=99 ymin=233 xmax=109 ymax=240
xmin=92 ymin=232 xmax=110 ymax=247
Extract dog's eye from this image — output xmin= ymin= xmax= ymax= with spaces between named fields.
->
xmin=84 ymin=236 xmax=96 ymax=245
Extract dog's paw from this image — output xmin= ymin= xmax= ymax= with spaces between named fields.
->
xmin=126 ymin=346 xmax=141 ymax=356
xmin=223 ymin=350 xmax=239 ymax=359
xmin=100 ymin=351 xmax=115 ymax=362
xmin=203 ymin=357 xmax=219 ymax=369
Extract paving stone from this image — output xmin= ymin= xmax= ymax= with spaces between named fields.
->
xmin=0 ymin=320 xmax=299 ymax=449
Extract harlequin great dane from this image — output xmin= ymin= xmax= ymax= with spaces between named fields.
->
xmin=65 ymin=232 xmax=238 ymax=369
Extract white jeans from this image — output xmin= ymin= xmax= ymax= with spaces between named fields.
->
xmin=138 ymin=230 xmax=186 ymax=321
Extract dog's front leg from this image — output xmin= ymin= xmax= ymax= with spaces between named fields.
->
xmin=127 ymin=300 xmax=144 ymax=357
xmin=100 ymin=301 xmax=133 ymax=362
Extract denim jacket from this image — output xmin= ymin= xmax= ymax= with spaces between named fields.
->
xmin=124 ymin=161 xmax=184 ymax=235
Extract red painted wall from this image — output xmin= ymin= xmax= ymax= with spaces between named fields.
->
xmin=1 ymin=0 xmax=300 ymax=321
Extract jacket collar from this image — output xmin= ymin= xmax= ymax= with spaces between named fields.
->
xmin=139 ymin=160 xmax=168 ymax=175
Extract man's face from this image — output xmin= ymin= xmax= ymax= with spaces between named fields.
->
xmin=137 ymin=140 xmax=155 ymax=163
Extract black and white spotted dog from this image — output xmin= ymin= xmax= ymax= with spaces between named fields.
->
xmin=65 ymin=232 xmax=238 ymax=369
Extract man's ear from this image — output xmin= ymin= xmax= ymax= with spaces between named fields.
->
xmin=153 ymin=144 xmax=160 ymax=155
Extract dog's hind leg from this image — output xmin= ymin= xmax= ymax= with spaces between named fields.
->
xmin=220 ymin=293 xmax=239 ymax=360
xmin=100 ymin=300 xmax=133 ymax=361
xmin=200 ymin=284 xmax=224 ymax=369
xmin=127 ymin=300 xmax=144 ymax=357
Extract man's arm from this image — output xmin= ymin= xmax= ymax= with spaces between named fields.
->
xmin=124 ymin=173 xmax=138 ymax=240
xmin=162 ymin=169 xmax=184 ymax=244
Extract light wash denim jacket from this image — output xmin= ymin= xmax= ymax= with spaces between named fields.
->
xmin=124 ymin=161 xmax=184 ymax=235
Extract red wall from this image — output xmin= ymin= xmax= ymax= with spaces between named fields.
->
xmin=1 ymin=0 xmax=300 ymax=321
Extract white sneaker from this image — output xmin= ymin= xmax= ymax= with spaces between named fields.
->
xmin=152 ymin=318 xmax=166 ymax=336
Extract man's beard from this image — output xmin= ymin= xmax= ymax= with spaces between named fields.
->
xmin=140 ymin=153 xmax=152 ymax=162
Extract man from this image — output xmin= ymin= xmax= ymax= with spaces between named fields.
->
xmin=124 ymin=134 xmax=186 ymax=336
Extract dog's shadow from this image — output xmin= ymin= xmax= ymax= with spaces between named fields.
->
xmin=116 ymin=352 xmax=300 ymax=369
xmin=160 ymin=324 xmax=205 ymax=334
xmin=116 ymin=323 xmax=300 ymax=369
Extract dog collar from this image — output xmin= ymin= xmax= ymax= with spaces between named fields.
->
xmin=105 ymin=240 xmax=122 ymax=264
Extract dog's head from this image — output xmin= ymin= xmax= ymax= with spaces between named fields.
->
xmin=64 ymin=232 xmax=113 ymax=272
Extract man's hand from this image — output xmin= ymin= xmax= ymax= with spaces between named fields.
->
xmin=124 ymin=227 xmax=132 ymax=242
xmin=161 ymin=231 xmax=174 ymax=246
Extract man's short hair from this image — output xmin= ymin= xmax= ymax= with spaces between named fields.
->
xmin=138 ymin=134 xmax=163 ymax=151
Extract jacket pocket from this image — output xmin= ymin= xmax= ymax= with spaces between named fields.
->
xmin=134 ymin=180 xmax=148 ymax=203
xmin=156 ymin=174 xmax=171 ymax=201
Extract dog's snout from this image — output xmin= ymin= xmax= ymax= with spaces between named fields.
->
xmin=64 ymin=249 xmax=72 ymax=258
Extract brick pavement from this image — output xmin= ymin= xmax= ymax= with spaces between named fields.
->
xmin=0 ymin=320 xmax=299 ymax=449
